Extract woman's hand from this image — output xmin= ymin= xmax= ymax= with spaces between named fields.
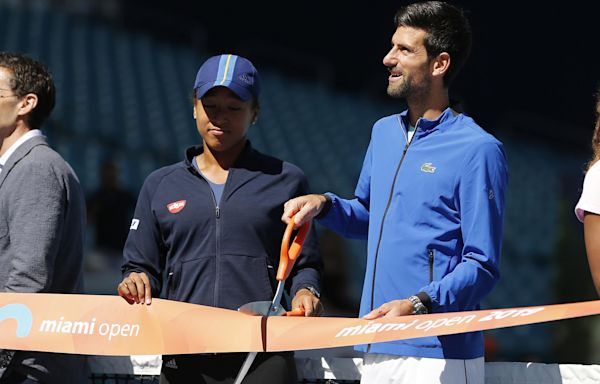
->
xmin=291 ymin=288 xmax=324 ymax=317
xmin=117 ymin=272 xmax=152 ymax=305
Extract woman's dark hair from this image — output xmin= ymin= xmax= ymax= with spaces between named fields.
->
xmin=587 ymin=85 xmax=600 ymax=170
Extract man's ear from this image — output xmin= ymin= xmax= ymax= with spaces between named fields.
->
xmin=432 ymin=52 xmax=451 ymax=78
xmin=17 ymin=94 xmax=38 ymax=117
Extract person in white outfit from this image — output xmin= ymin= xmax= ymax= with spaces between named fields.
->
xmin=575 ymin=86 xmax=600 ymax=296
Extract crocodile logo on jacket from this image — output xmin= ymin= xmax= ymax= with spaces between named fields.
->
xmin=420 ymin=163 xmax=436 ymax=173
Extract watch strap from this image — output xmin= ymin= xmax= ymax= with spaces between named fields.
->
xmin=300 ymin=285 xmax=321 ymax=299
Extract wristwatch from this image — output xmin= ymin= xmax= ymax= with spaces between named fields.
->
xmin=300 ymin=285 xmax=321 ymax=299
xmin=407 ymin=295 xmax=428 ymax=315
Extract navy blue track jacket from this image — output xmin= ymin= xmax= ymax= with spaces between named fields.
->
xmin=122 ymin=141 xmax=323 ymax=311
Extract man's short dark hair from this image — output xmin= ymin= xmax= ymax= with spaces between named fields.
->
xmin=0 ymin=52 xmax=55 ymax=129
xmin=394 ymin=1 xmax=472 ymax=86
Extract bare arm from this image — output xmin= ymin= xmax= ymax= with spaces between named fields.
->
xmin=584 ymin=212 xmax=600 ymax=296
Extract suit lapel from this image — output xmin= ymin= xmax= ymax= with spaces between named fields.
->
xmin=0 ymin=136 xmax=48 ymax=190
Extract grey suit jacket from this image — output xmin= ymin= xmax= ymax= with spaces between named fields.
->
xmin=0 ymin=135 xmax=87 ymax=383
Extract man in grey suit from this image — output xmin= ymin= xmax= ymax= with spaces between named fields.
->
xmin=0 ymin=53 xmax=87 ymax=383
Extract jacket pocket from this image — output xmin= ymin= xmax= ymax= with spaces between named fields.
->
xmin=266 ymin=263 xmax=276 ymax=293
xmin=166 ymin=263 xmax=180 ymax=300
xmin=219 ymin=253 xmax=273 ymax=310
xmin=428 ymin=248 xmax=434 ymax=282
xmin=171 ymin=256 xmax=216 ymax=305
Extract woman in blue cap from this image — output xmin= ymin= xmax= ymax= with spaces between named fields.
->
xmin=117 ymin=54 xmax=324 ymax=384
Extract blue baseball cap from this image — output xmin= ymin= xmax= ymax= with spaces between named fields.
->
xmin=193 ymin=54 xmax=261 ymax=101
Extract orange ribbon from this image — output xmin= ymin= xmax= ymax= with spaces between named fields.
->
xmin=0 ymin=293 xmax=599 ymax=355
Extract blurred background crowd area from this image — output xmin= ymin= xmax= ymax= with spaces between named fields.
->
xmin=1 ymin=0 xmax=599 ymax=365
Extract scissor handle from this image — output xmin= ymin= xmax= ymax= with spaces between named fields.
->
xmin=284 ymin=307 xmax=306 ymax=316
xmin=276 ymin=216 xmax=311 ymax=281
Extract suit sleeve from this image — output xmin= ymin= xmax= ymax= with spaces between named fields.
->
xmin=421 ymin=141 xmax=508 ymax=312
xmin=4 ymin=163 xmax=65 ymax=292
xmin=317 ymin=139 xmax=372 ymax=239
xmin=121 ymin=177 xmax=165 ymax=297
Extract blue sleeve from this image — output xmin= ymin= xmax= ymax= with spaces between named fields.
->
xmin=289 ymin=172 xmax=324 ymax=297
xmin=317 ymin=140 xmax=372 ymax=239
xmin=422 ymin=141 xmax=508 ymax=311
xmin=121 ymin=176 xmax=165 ymax=297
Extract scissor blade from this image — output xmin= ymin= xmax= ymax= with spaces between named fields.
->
xmin=233 ymin=352 xmax=257 ymax=384
xmin=237 ymin=301 xmax=285 ymax=316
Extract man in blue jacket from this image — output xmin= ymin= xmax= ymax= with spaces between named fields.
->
xmin=282 ymin=2 xmax=508 ymax=383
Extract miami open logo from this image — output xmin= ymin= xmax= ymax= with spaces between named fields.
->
xmin=0 ymin=303 xmax=33 ymax=338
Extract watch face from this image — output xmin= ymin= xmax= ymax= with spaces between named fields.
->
xmin=408 ymin=296 xmax=427 ymax=314
xmin=412 ymin=306 xmax=425 ymax=315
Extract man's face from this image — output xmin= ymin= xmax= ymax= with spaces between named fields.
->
xmin=382 ymin=26 xmax=433 ymax=100
xmin=0 ymin=67 xmax=21 ymax=137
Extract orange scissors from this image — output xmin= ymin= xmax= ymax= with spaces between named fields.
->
xmin=234 ymin=217 xmax=310 ymax=383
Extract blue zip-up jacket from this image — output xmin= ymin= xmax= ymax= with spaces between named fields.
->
xmin=319 ymin=108 xmax=508 ymax=359
xmin=122 ymin=141 xmax=322 ymax=311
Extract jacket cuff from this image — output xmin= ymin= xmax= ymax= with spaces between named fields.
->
xmin=315 ymin=193 xmax=333 ymax=220
xmin=290 ymin=269 xmax=321 ymax=298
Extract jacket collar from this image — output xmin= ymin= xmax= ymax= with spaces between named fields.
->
xmin=184 ymin=140 xmax=257 ymax=168
xmin=0 ymin=135 xmax=49 ymax=189
xmin=0 ymin=129 xmax=43 ymax=168
xmin=399 ymin=107 xmax=459 ymax=137
xmin=183 ymin=140 xmax=262 ymax=202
